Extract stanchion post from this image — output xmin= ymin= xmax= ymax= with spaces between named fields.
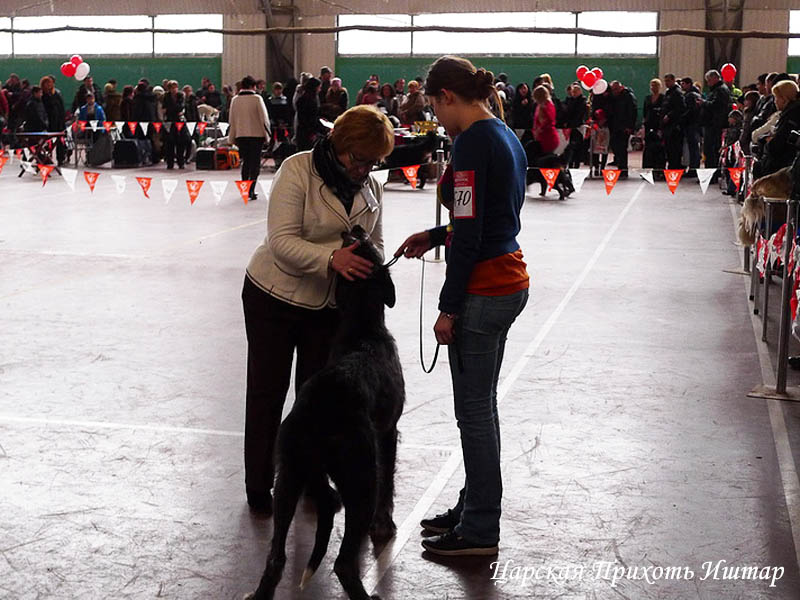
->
xmin=776 ymin=198 xmax=798 ymax=394
xmin=434 ymin=148 xmax=445 ymax=261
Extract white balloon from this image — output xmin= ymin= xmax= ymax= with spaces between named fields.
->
xmin=581 ymin=80 xmax=592 ymax=91
xmin=592 ymin=79 xmax=608 ymax=94
xmin=74 ymin=62 xmax=91 ymax=80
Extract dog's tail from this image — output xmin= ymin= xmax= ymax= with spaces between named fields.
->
xmin=299 ymin=483 xmax=341 ymax=590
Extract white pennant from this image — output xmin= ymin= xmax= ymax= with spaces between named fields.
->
xmin=141 ymin=122 xmax=150 ymax=135
xmin=23 ymin=161 xmax=37 ymax=174
xmin=164 ymin=122 xmax=173 ymax=133
xmin=22 ymin=148 xmax=32 ymax=160
xmin=186 ymin=122 xmax=197 ymax=136
xmin=114 ymin=121 xmax=124 ymax=134
xmin=89 ymin=120 xmax=99 ymax=132
xmin=7 ymin=150 xmax=13 ymax=165
xmin=61 ymin=167 xmax=78 ymax=191
xmin=372 ymin=170 xmax=390 ymax=187
xmin=210 ymin=180 xmax=228 ymax=205
xmin=162 ymin=178 xmax=178 ymax=203
xmin=218 ymin=122 xmax=229 ymax=136
xmin=697 ymin=169 xmax=716 ymax=195
xmin=258 ymin=179 xmax=272 ymax=198
xmin=111 ymin=175 xmax=126 ymax=195
xmin=639 ymin=169 xmax=654 ymax=185
xmin=569 ymin=168 xmax=590 ymax=194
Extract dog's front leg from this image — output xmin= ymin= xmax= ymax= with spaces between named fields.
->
xmin=370 ymin=428 xmax=398 ymax=543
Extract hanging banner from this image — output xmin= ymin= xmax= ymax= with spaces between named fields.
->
xmin=0 ymin=153 xmax=7 ymax=174
xmin=186 ymin=122 xmax=197 ymax=136
xmin=164 ymin=122 xmax=173 ymax=133
xmin=196 ymin=122 xmax=208 ymax=135
xmin=127 ymin=122 xmax=138 ymax=136
xmin=402 ymin=165 xmax=420 ymax=189
xmin=115 ymin=121 xmax=125 ymax=134
xmin=39 ymin=164 xmax=55 ymax=186
xmin=602 ymin=169 xmax=620 ymax=195
xmin=258 ymin=179 xmax=272 ymax=198
xmin=22 ymin=147 xmax=32 ymax=160
xmin=111 ymin=174 xmax=126 ymax=195
xmin=140 ymin=122 xmax=150 ymax=135
xmin=218 ymin=122 xmax=230 ymax=136
xmin=89 ymin=120 xmax=99 ymax=132
xmin=136 ymin=176 xmax=152 ymax=198
xmin=84 ymin=171 xmax=100 ymax=192
xmin=697 ymin=169 xmax=716 ymax=195
xmin=162 ymin=179 xmax=178 ymax=203
xmin=78 ymin=121 xmax=87 ymax=133
xmin=103 ymin=121 xmax=114 ymax=133
xmin=175 ymin=122 xmax=185 ymax=132
xmin=235 ymin=180 xmax=253 ymax=204
xmin=729 ymin=167 xmax=744 ymax=192
xmin=639 ymin=169 xmax=654 ymax=185
xmin=664 ymin=169 xmax=684 ymax=194
xmin=152 ymin=122 xmax=161 ymax=134
xmin=210 ymin=180 xmax=228 ymax=205
xmin=568 ymin=168 xmax=590 ymax=194
xmin=539 ymin=168 xmax=560 ymax=192
xmin=61 ymin=167 xmax=77 ymax=191
xmin=186 ymin=180 xmax=204 ymax=204
xmin=372 ymin=169 xmax=390 ymax=187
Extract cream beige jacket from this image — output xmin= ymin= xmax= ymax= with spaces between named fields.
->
xmin=228 ymin=91 xmax=271 ymax=140
xmin=246 ymin=151 xmax=385 ymax=309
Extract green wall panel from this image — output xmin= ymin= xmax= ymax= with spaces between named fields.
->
xmin=336 ymin=55 xmax=658 ymax=113
xmin=788 ymin=57 xmax=800 ymax=75
xmin=0 ymin=56 xmax=221 ymax=107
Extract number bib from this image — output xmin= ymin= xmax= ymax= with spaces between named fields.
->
xmin=453 ymin=170 xmax=475 ymax=219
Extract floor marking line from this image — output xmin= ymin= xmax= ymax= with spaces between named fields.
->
xmin=365 ymin=183 xmax=646 ymax=593
xmin=729 ymin=202 xmax=800 ymax=574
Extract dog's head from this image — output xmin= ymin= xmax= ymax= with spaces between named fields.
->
xmin=336 ymin=225 xmax=396 ymax=309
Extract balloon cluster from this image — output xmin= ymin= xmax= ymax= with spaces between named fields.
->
xmin=721 ymin=63 xmax=737 ymax=83
xmin=576 ymin=65 xmax=608 ymax=95
xmin=60 ymin=55 xmax=91 ymax=81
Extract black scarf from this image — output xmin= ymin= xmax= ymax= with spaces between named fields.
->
xmin=312 ymin=136 xmax=363 ymax=215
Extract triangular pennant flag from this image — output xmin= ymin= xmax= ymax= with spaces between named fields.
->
xmin=71 ymin=121 xmax=79 ymax=132
xmin=729 ymin=167 xmax=745 ymax=192
xmin=115 ymin=121 xmax=125 ymax=134
xmin=127 ymin=121 xmax=138 ymax=135
xmin=23 ymin=161 xmax=38 ymax=175
xmin=697 ymin=169 xmax=716 ymax=195
xmin=83 ymin=171 xmax=100 ymax=192
xmin=569 ymin=168 xmax=590 ymax=194
xmin=136 ymin=176 xmax=152 ymax=198
xmin=103 ymin=121 xmax=114 ymax=132
xmin=39 ymin=164 xmax=55 ymax=186
xmin=218 ymin=122 xmax=229 ymax=136
xmin=0 ymin=154 xmax=7 ymax=174
xmin=78 ymin=121 xmax=87 ymax=132
xmin=161 ymin=179 xmax=178 ymax=203
xmin=164 ymin=122 xmax=173 ymax=133
xmin=196 ymin=122 xmax=208 ymax=135
xmin=175 ymin=122 xmax=185 ymax=132
xmin=89 ymin=120 xmax=99 ymax=132
xmin=111 ymin=174 xmax=126 ymax=195
xmin=210 ymin=180 xmax=228 ymax=205
xmin=602 ymin=169 xmax=621 ymax=195
xmin=143 ymin=122 xmax=152 ymax=135
xmin=402 ymin=165 xmax=420 ymax=189
xmin=235 ymin=180 xmax=253 ymax=204
xmin=22 ymin=148 xmax=32 ymax=160
xmin=186 ymin=122 xmax=197 ymax=136
xmin=61 ymin=167 xmax=77 ymax=191
xmin=186 ymin=180 xmax=205 ymax=205
xmin=15 ymin=149 xmax=24 ymax=162
xmin=539 ymin=168 xmax=560 ymax=192
xmin=664 ymin=169 xmax=684 ymax=194
xmin=372 ymin=169 xmax=390 ymax=187
xmin=639 ymin=169 xmax=654 ymax=185
xmin=258 ymin=179 xmax=272 ymax=198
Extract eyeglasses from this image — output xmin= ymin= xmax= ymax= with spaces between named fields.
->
xmin=348 ymin=152 xmax=379 ymax=169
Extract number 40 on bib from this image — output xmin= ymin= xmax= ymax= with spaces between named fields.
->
xmin=453 ymin=170 xmax=476 ymax=219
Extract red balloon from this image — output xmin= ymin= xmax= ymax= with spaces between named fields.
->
xmin=721 ymin=63 xmax=737 ymax=83
xmin=576 ymin=65 xmax=589 ymax=80
xmin=70 ymin=54 xmax=83 ymax=67
xmin=591 ymin=67 xmax=604 ymax=80
xmin=582 ymin=72 xmax=598 ymax=88
xmin=60 ymin=62 xmax=77 ymax=78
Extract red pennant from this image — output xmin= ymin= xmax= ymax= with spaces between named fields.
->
xmin=39 ymin=164 xmax=55 ymax=186
xmin=103 ymin=121 xmax=113 ymax=132
xmin=664 ymin=169 xmax=684 ymax=194
xmin=136 ymin=176 xmax=152 ymax=198
xmin=539 ymin=168 xmax=560 ymax=192
xmin=175 ymin=122 xmax=185 ymax=132
xmin=196 ymin=122 xmax=208 ymax=135
xmin=602 ymin=169 xmax=621 ymax=195
xmin=186 ymin=180 xmax=204 ymax=204
xmin=235 ymin=180 xmax=253 ymax=204
xmin=402 ymin=165 xmax=420 ymax=189
xmin=79 ymin=121 xmax=87 ymax=132
xmin=15 ymin=149 xmax=23 ymax=159
xmin=127 ymin=122 xmax=138 ymax=135
xmin=0 ymin=154 xmax=7 ymax=174
xmin=71 ymin=121 xmax=78 ymax=132
xmin=83 ymin=171 xmax=100 ymax=192
xmin=152 ymin=122 xmax=163 ymax=134
xmin=729 ymin=167 xmax=744 ymax=191
xmin=29 ymin=146 xmax=37 ymax=154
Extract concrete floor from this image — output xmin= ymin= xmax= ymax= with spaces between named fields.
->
xmin=2 ymin=158 xmax=800 ymax=599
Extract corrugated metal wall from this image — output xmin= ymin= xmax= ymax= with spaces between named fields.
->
xmin=222 ymin=13 xmax=267 ymax=85
xmin=741 ymin=9 xmax=790 ymax=85
xmin=658 ymin=10 xmax=705 ymax=82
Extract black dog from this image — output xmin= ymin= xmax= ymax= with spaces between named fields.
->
xmin=525 ymin=152 xmax=575 ymax=200
xmin=382 ymin=130 xmax=443 ymax=189
xmin=246 ymin=225 xmax=405 ymax=600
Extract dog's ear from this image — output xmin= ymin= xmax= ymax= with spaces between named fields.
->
xmin=381 ymin=269 xmax=396 ymax=308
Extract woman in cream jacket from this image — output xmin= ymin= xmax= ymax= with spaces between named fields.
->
xmin=241 ymin=105 xmax=394 ymax=513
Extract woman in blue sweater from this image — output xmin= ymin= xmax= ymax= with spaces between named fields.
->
xmin=395 ymin=55 xmax=529 ymax=556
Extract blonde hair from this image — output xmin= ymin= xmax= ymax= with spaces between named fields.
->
xmin=539 ymin=73 xmax=553 ymax=87
xmin=650 ymin=78 xmax=662 ymax=91
xmin=330 ymin=105 xmax=395 ymax=159
xmin=773 ymin=80 xmax=799 ymax=103
xmin=532 ymin=85 xmax=551 ymax=104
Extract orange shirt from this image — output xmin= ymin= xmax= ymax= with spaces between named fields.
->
xmin=466 ymin=249 xmax=530 ymax=296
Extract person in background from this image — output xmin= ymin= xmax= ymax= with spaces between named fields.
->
xmin=563 ymin=83 xmax=587 ymax=169
xmin=529 ymin=84 xmax=559 ymax=163
xmin=399 ymin=80 xmax=426 ymax=124
xmin=23 ymin=86 xmax=49 ymax=132
xmin=293 ymin=73 xmax=312 ymax=109
xmin=377 ymin=83 xmax=398 ymax=118
xmin=739 ymin=90 xmax=761 ymax=156
xmin=256 ymin=79 xmax=267 ymax=98
xmin=721 ymin=109 xmax=743 ymax=195
xmin=607 ymin=80 xmax=637 ymax=179
xmin=104 ymin=80 xmax=122 ymax=122
xmin=591 ymin=108 xmax=610 ymax=176
xmin=0 ymin=87 xmax=9 ymax=129
xmin=319 ymin=66 xmax=333 ymax=104
xmin=698 ymin=69 xmax=731 ymax=180
xmin=294 ymin=76 xmax=325 ymax=151
xmin=661 ymin=73 xmax=685 ymax=171
xmin=229 ymin=74 xmax=271 ymax=201
xmin=71 ymin=76 xmax=103 ymax=113
xmin=642 ymin=78 xmax=665 ymax=172
xmin=162 ymin=80 xmax=187 ymax=170
xmin=394 ymin=78 xmax=406 ymax=104
xmin=241 ymin=105 xmax=393 ymax=514
xmin=199 ymin=76 xmax=211 ymax=100
xmin=182 ymin=84 xmax=200 ymax=164
xmin=200 ymin=82 xmax=223 ymax=109
xmin=758 ymin=80 xmax=800 ymax=177
xmin=321 ymin=77 xmax=348 ymax=121
xmin=680 ymin=77 xmax=702 ymax=175
xmin=41 ymin=75 xmax=66 ymax=163
xmin=359 ymin=82 xmax=381 ymax=106
xmin=152 ymin=85 xmax=166 ymax=122
xmin=266 ymin=82 xmax=291 ymax=136
xmin=510 ymin=82 xmax=533 ymax=142
xmin=76 ymin=92 xmax=106 ymax=123
xmin=120 ymin=85 xmax=135 ymax=124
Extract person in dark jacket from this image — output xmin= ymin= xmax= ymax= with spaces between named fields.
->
xmin=563 ymin=83 xmax=587 ymax=168
xmin=739 ymin=90 xmax=760 ymax=155
xmin=642 ymin=78 xmax=665 ymax=171
xmin=23 ymin=86 xmax=49 ymax=132
xmin=120 ymin=85 xmax=135 ymax=123
xmin=510 ymin=82 xmax=533 ymax=139
xmin=759 ymin=80 xmax=800 ymax=177
xmin=71 ymin=76 xmax=103 ymax=113
xmin=698 ymin=70 xmax=731 ymax=175
xmin=680 ymin=77 xmax=702 ymax=173
xmin=200 ymin=82 xmax=223 ymax=109
xmin=661 ymin=73 xmax=685 ymax=170
xmin=103 ymin=81 xmax=122 ymax=121
xmin=294 ymin=77 xmax=326 ymax=151
xmin=608 ymin=80 xmax=637 ymax=178
xmin=40 ymin=76 xmax=67 ymax=163
xmin=162 ymin=80 xmax=187 ymax=169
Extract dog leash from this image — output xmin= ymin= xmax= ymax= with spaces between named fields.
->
xmin=418 ymin=256 xmax=441 ymax=373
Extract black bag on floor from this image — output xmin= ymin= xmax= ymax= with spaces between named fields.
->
xmin=86 ymin=133 xmax=113 ymax=166
xmin=113 ymin=139 xmax=142 ymax=167
xmin=196 ymin=147 xmax=216 ymax=170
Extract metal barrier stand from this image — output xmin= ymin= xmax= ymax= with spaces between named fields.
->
xmin=433 ymin=148 xmax=445 ymax=262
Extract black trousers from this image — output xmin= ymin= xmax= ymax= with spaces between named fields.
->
xmin=164 ymin=127 xmax=186 ymax=168
xmin=610 ymin=130 xmax=630 ymax=172
xmin=664 ymin=126 xmax=684 ymax=170
xmin=236 ymin=137 xmax=264 ymax=197
xmin=703 ymin=126 xmax=722 ymax=169
xmin=241 ymin=275 xmax=339 ymax=495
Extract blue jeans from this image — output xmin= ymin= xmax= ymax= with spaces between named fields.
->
xmin=448 ymin=289 xmax=529 ymax=544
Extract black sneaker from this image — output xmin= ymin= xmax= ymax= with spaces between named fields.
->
xmin=421 ymin=531 xmax=498 ymax=556
xmin=420 ymin=509 xmax=460 ymax=534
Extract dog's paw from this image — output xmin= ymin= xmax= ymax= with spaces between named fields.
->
xmin=369 ymin=514 xmax=397 ymax=543
xmin=370 ymin=595 xmax=382 ymax=600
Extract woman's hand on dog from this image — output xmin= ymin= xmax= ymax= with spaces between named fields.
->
xmin=434 ymin=312 xmax=455 ymax=345
xmin=331 ymin=242 xmax=374 ymax=281
xmin=394 ymin=231 xmax=432 ymax=259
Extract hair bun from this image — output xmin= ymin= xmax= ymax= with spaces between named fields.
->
xmin=475 ymin=68 xmax=494 ymax=86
